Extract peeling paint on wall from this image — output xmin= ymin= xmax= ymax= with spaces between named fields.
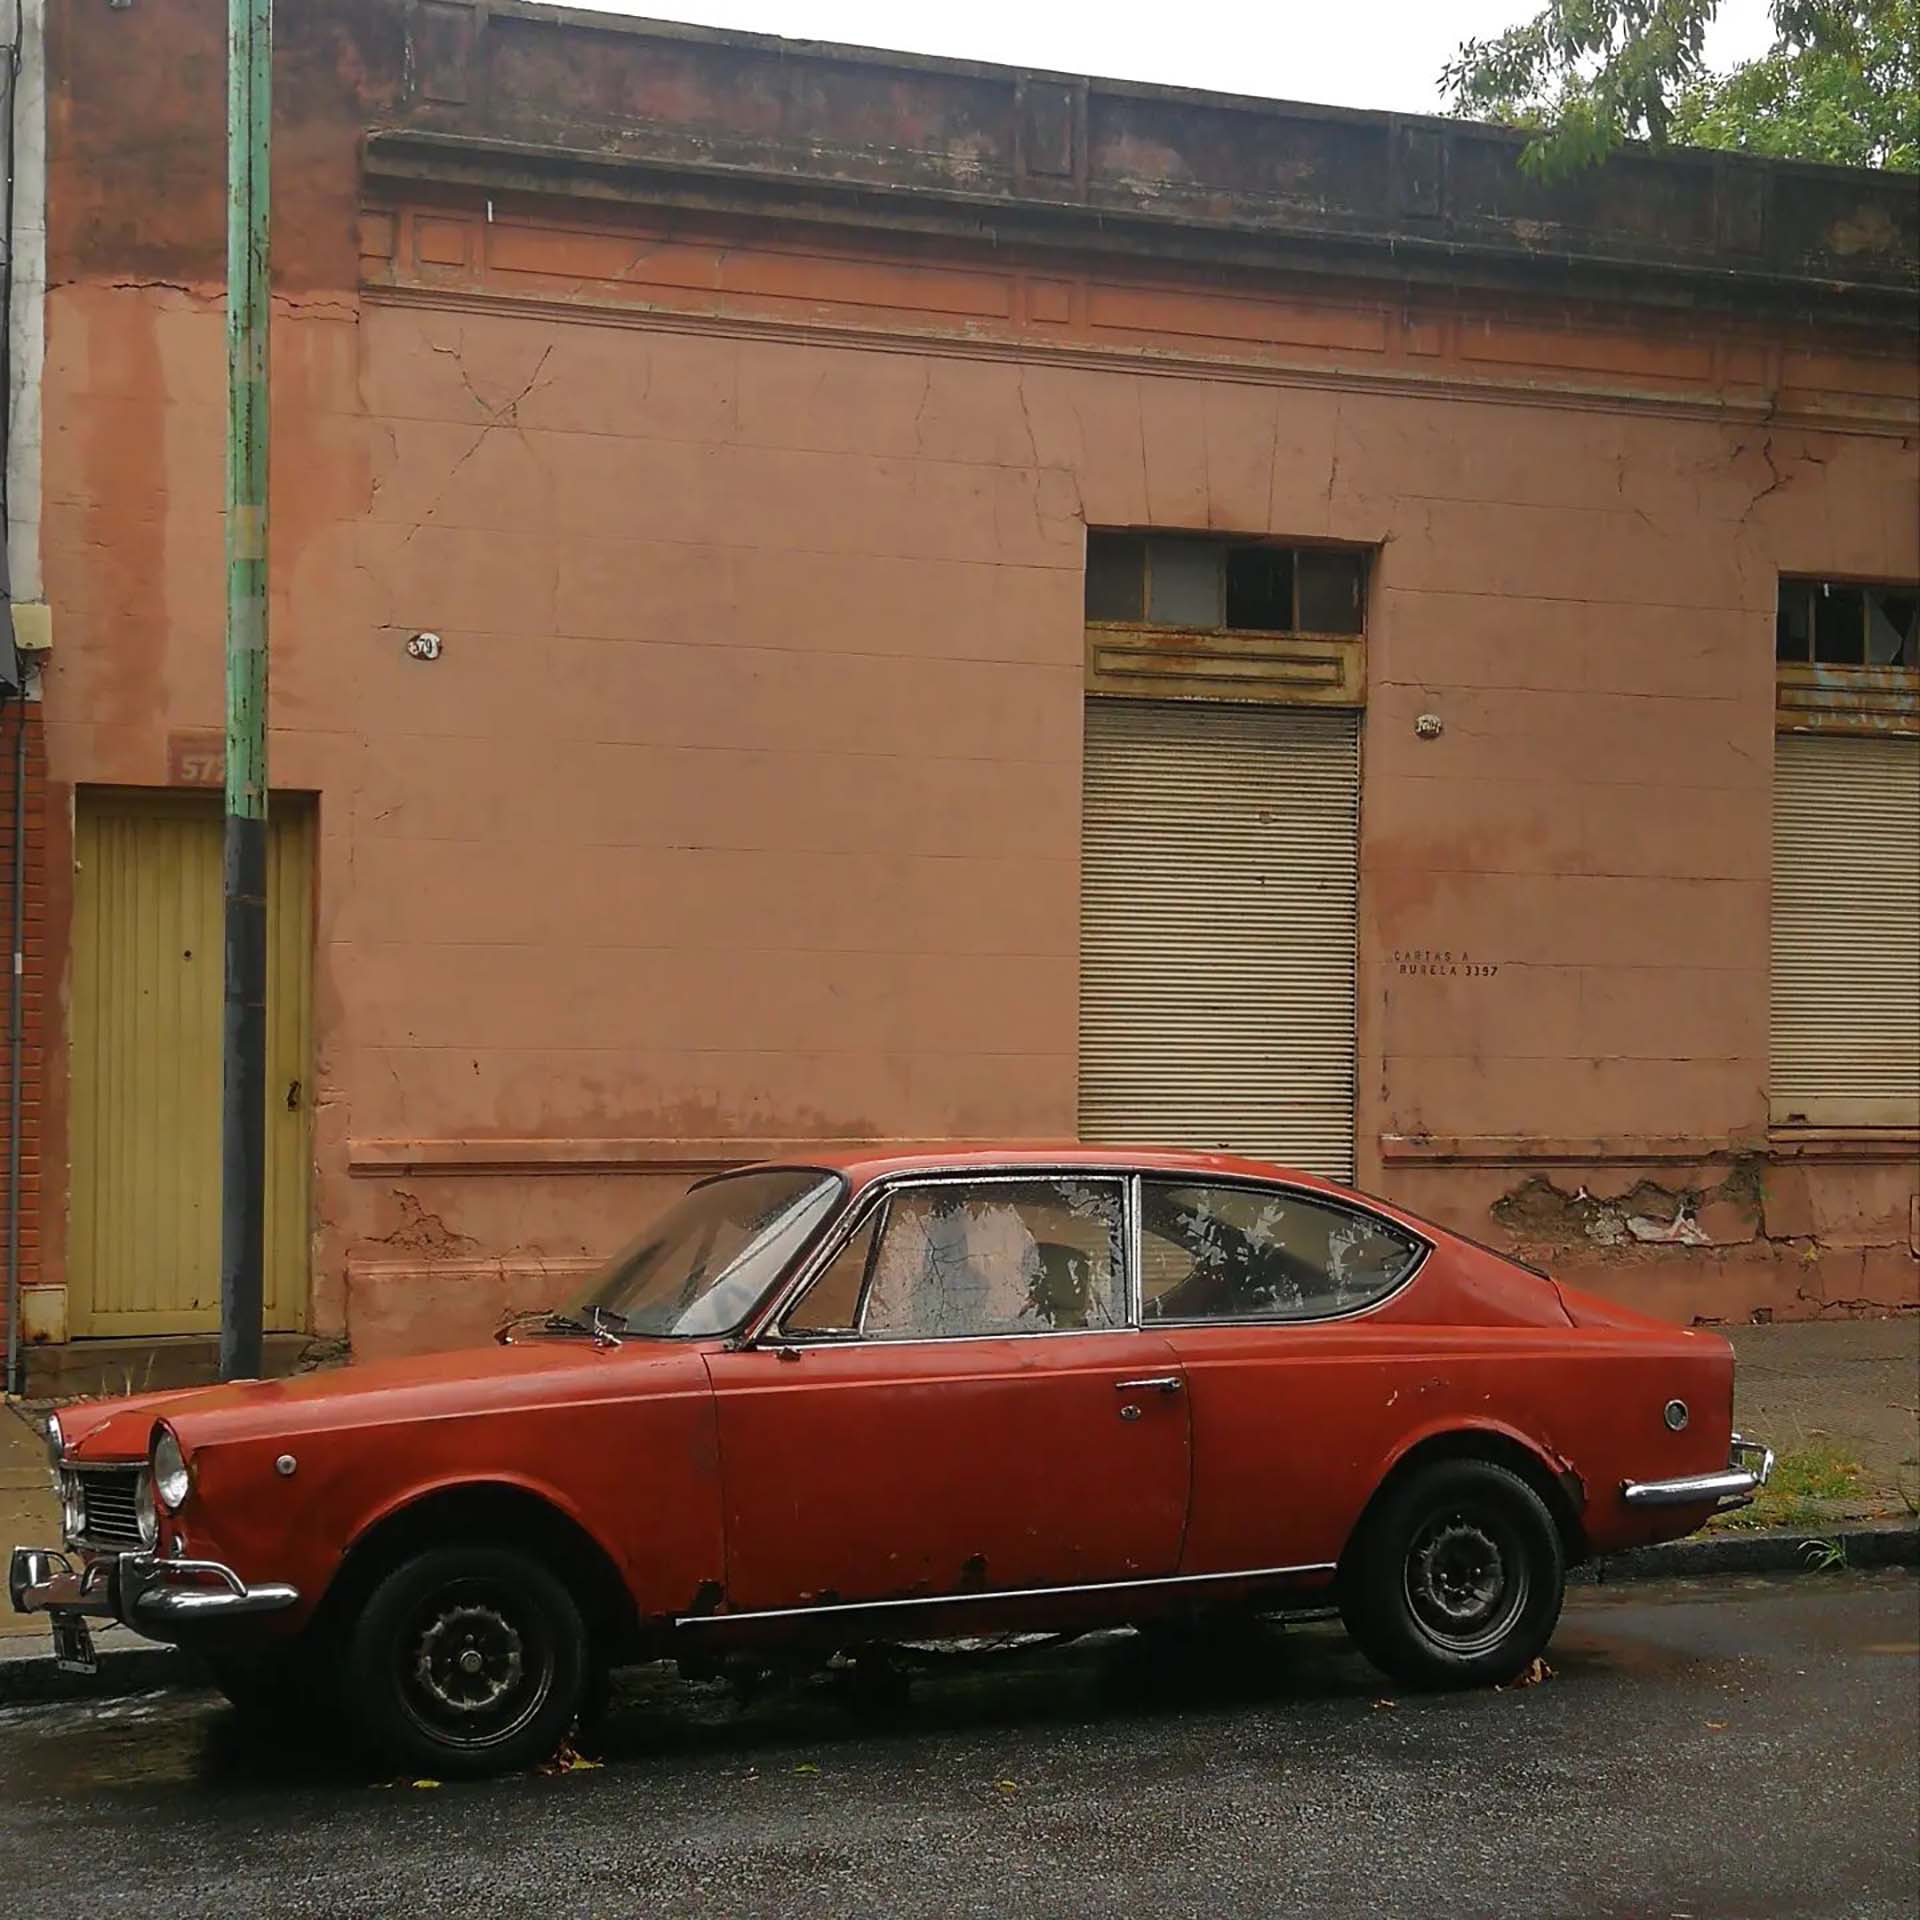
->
xmin=1492 ymin=1162 xmax=1765 ymax=1254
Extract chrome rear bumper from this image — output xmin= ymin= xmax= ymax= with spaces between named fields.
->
xmin=9 ymin=1545 xmax=299 ymax=1624
xmin=1622 ymin=1435 xmax=1775 ymax=1510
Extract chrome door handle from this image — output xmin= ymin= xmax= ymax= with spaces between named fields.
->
xmin=1114 ymin=1375 xmax=1182 ymax=1394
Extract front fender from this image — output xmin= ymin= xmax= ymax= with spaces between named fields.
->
xmin=166 ymin=1386 xmax=726 ymax=1632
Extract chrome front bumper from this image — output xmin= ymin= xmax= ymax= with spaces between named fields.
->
xmin=9 ymin=1545 xmax=299 ymax=1625
xmin=1622 ymin=1435 xmax=1775 ymax=1510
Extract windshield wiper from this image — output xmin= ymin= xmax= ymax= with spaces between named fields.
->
xmin=495 ymin=1306 xmax=627 ymax=1348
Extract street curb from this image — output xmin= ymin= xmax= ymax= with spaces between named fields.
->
xmin=4 ymin=1524 xmax=1913 ymax=1707
xmin=0 ymin=1643 xmax=209 ymax=1708
xmin=1578 ymin=1520 xmax=1920 ymax=1584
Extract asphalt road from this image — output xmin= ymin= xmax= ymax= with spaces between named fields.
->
xmin=0 ymin=1572 xmax=1914 ymax=1920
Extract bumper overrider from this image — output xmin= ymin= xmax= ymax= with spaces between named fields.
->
xmin=1621 ymin=1434 xmax=1775 ymax=1510
xmin=9 ymin=1545 xmax=298 ymax=1627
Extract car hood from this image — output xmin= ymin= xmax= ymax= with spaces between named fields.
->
xmin=57 ymin=1337 xmax=712 ymax=1462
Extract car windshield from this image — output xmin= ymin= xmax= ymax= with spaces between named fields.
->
xmin=569 ymin=1169 xmax=845 ymax=1338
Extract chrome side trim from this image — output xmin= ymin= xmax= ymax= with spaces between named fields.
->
xmin=1127 ymin=1173 xmax=1144 ymax=1331
xmin=673 ymin=1559 xmax=1337 ymax=1628
xmin=1135 ymin=1175 xmax=1431 ymax=1329
xmin=751 ymin=1170 xmax=1137 ymax=1349
xmin=747 ymin=1162 xmax=1439 ymax=1350
xmin=766 ymin=1324 xmax=1146 ymax=1355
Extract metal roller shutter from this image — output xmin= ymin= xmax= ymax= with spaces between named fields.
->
xmin=1769 ymin=731 xmax=1920 ymax=1127
xmin=1078 ymin=698 xmax=1360 ymax=1177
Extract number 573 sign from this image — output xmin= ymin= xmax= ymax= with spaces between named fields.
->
xmin=166 ymin=731 xmax=226 ymax=788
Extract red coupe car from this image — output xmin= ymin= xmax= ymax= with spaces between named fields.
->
xmin=12 ymin=1148 xmax=1770 ymax=1776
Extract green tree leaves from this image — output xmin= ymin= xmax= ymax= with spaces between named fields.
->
xmin=1443 ymin=1 xmax=1919 ymax=175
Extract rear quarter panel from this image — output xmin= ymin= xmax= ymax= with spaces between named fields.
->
xmin=1170 ymin=1249 xmax=1735 ymax=1572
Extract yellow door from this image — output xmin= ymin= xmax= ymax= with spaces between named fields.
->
xmin=69 ymin=792 xmax=314 ymax=1337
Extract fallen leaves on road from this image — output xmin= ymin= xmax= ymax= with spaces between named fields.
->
xmin=1496 ymin=1658 xmax=1554 ymax=1691
xmin=537 ymin=1738 xmax=603 ymax=1777
xmin=1705 ymin=1721 xmax=1728 ymax=1731
xmin=1371 ymin=1698 xmax=1398 ymax=1711
xmin=995 ymin=1779 xmax=1021 ymax=1792
xmin=793 ymin=1763 xmax=819 ymax=1774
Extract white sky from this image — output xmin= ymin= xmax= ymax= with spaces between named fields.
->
xmin=553 ymin=0 xmax=1782 ymax=117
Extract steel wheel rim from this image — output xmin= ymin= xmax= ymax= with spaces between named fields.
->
xmin=395 ymin=1576 xmax=556 ymax=1751
xmin=1402 ymin=1505 xmax=1530 ymax=1656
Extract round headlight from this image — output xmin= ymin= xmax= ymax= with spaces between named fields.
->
xmin=45 ymin=1412 xmax=64 ymax=1472
xmin=151 ymin=1427 xmax=191 ymax=1512
xmin=1663 ymin=1398 xmax=1690 ymax=1432
xmin=59 ymin=1473 xmax=85 ymax=1543
xmin=135 ymin=1471 xmax=159 ymax=1548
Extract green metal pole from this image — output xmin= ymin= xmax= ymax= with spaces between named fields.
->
xmin=220 ymin=0 xmax=271 ymax=1382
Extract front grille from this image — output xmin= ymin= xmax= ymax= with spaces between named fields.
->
xmin=74 ymin=1468 xmax=145 ymax=1549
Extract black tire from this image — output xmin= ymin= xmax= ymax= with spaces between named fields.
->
xmin=343 ymin=1544 xmax=587 ymax=1779
xmin=1339 ymin=1458 xmax=1565 ymax=1689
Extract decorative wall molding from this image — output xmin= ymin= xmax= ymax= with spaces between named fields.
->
xmin=359 ymin=279 xmax=1917 ymax=441
xmin=1766 ymin=1127 xmax=1920 ymax=1164
xmin=349 ymin=1137 xmax=904 ymax=1177
xmin=1380 ymin=1133 xmax=1765 ymax=1167
xmin=1384 ymin=1130 xmax=1920 ymax=1167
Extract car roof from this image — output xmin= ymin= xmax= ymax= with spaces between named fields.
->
xmin=753 ymin=1143 xmax=1357 ymax=1201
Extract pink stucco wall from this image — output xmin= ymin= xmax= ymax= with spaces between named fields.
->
xmin=29 ymin=2 xmax=1919 ymax=1361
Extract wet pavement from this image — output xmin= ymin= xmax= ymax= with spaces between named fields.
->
xmin=0 ymin=1573 xmax=1914 ymax=1919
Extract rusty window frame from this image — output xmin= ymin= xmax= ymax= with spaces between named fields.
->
xmin=1774 ymin=575 xmax=1920 ymax=736
xmin=748 ymin=1164 xmax=1437 ymax=1347
xmin=1133 ymin=1175 xmax=1427 ymax=1328
xmin=1776 ymin=577 xmax=1920 ymax=671
xmin=1085 ymin=531 xmax=1367 ymax=640
xmin=580 ymin=1166 xmax=849 ymax=1338
xmin=852 ymin=1174 xmax=1132 ymax=1343
xmin=763 ymin=1171 xmax=1137 ymax=1348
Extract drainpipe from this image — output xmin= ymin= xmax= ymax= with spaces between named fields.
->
xmin=1 ymin=0 xmax=20 ymax=1400
xmin=4 ymin=698 xmax=20 ymax=1397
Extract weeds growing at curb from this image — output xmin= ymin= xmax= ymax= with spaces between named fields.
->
xmin=1711 ymin=1439 xmax=1869 ymax=1534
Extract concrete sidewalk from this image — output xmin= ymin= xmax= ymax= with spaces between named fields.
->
xmin=1723 ymin=1319 xmax=1919 ymax=1529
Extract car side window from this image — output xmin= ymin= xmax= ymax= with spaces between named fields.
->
xmin=782 ymin=1211 xmax=877 ymax=1337
xmin=855 ymin=1178 xmax=1127 ymax=1341
xmin=1139 ymin=1181 xmax=1420 ymax=1323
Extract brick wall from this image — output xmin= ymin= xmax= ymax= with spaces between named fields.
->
xmin=0 ymin=697 xmax=46 ymax=1368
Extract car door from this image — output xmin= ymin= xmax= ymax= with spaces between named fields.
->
xmin=1137 ymin=1177 xmax=1427 ymax=1575
xmin=702 ymin=1173 xmax=1191 ymax=1615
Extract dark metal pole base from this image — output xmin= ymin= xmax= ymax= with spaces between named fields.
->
xmin=220 ymin=812 xmax=267 ymax=1382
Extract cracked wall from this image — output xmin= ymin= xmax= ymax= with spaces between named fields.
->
xmin=1480 ymin=1157 xmax=1918 ymax=1322
xmin=28 ymin=0 xmax=1920 ymax=1358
